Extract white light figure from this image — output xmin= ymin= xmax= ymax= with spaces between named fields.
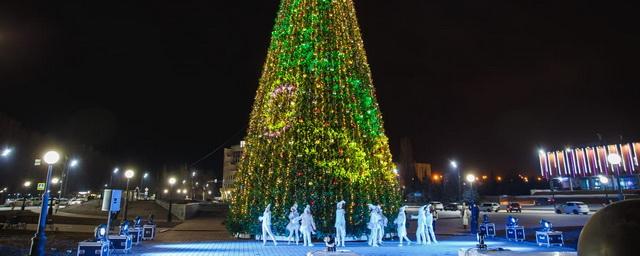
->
xmin=286 ymin=203 xmax=301 ymax=244
xmin=394 ymin=206 xmax=411 ymax=246
xmin=377 ymin=205 xmax=387 ymax=245
xmin=300 ymin=205 xmax=317 ymax=247
xmin=424 ymin=204 xmax=438 ymax=244
xmin=335 ymin=200 xmax=346 ymax=247
xmin=259 ymin=204 xmax=278 ymax=246
xmin=367 ymin=204 xmax=381 ymax=247
xmin=415 ymin=205 xmax=428 ymax=245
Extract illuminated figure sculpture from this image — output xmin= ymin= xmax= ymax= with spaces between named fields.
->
xmin=286 ymin=203 xmax=301 ymax=244
xmin=424 ymin=204 xmax=438 ymax=244
xmin=367 ymin=204 xmax=381 ymax=247
xmin=335 ymin=201 xmax=346 ymax=247
xmin=300 ymin=205 xmax=316 ymax=247
xmin=378 ymin=205 xmax=388 ymax=244
xmin=394 ymin=206 xmax=411 ymax=246
xmin=259 ymin=204 xmax=278 ymax=246
xmin=416 ymin=205 xmax=428 ymax=244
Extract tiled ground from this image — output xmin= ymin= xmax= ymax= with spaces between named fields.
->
xmin=126 ymin=236 xmax=575 ymax=256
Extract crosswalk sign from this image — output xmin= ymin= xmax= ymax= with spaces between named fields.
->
xmin=37 ymin=183 xmax=46 ymax=191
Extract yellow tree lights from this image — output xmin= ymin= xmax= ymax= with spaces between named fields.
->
xmin=227 ymin=0 xmax=401 ymax=237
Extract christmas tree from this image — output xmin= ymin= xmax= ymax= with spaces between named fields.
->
xmin=227 ymin=0 xmax=401 ymax=237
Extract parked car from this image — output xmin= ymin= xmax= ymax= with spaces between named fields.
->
xmin=444 ymin=203 xmax=462 ymax=211
xmin=480 ymin=202 xmax=501 ymax=212
xmin=506 ymin=202 xmax=522 ymax=213
xmin=555 ymin=201 xmax=589 ymax=215
xmin=430 ymin=201 xmax=444 ymax=211
xmin=69 ymin=197 xmax=88 ymax=205
xmin=5 ymin=198 xmax=32 ymax=207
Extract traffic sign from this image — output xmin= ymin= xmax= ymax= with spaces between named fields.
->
xmin=37 ymin=183 xmax=45 ymax=191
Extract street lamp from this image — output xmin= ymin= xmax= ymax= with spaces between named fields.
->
xmin=607 ymin=153 xmax=624 ymax=201
xmin=49 ymin=177 xmax=60 ymax=216
xmin=29 ymin=150 xmax=59 ymax=256
xmin=466 ymin=174 xmax=476 ymax=187
xmin=168 ymin=177 xmax=176 ymax=223
xmin=22 ymin=181 xmax=32 ymax=211
xmin=57 ymin=157 xmax=79 ymax=210
xmin=599 ymin=175 xmax=610 ymax=203
xmin=451 ymin=160 xmax=462 ymax=201
xmin=123 ymin=169 xmax=135 ymax=219
xmin=109 ymin=168 xmax=119 ymax=187
xmin=138 ymin=172 xmax=149 ymax=200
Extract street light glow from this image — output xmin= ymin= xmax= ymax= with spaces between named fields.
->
xmin=607 ymin=153 xmax=622 ymax=165
xmin=599 ymin=175 xmax=609 ymax=184
xmin=24 ymin=181 xmax=32 ymax=187
xmin=192 ymin=171 xmax=196 ymax=177
xmin=69 ymin=159 xmax=79 ymax=167
xmin=51 ymin=177 xmax=60 ymax=184
xmin=113 ymin=168 xmax=119 ymax=174
xmin=450 ymin=161 xmax=458 ymax=169
xmin=168 ymin=177 xmax=176 ymax=185
xmin=163 ymin=189 xmax=169 ymax=194
xmin=466 ymin=174 xmax=476 ymax=183
xmin=1 ymin=148 xmax=12 ymax=157
xmin=43 ymin=151 xmax=60 ymax=165
xmin=143 ymin=173 xmax=149 ymax=178
xmin=125 ymin=169 xmax=135 ymax=179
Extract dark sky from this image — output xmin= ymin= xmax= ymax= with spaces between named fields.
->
xmin=1 ymin=0 xmax=639 ymax=182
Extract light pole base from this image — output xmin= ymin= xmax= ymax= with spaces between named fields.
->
xmin=29 ymin=233 xmax=47 ymax=256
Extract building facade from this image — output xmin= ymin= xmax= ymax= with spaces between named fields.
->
xmin=538 ymin=142 xmax=640 ymax=191
xmin=220 ymin=141 xmax=244 ymax=200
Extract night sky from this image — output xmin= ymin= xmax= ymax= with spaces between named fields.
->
xmin=1 ymin=0 xmax=639 ymax=187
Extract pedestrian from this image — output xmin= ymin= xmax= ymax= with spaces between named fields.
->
xmin=431 ymin=205 xmax=439 ymax=232
xmin=462 ymin=206 xmax=470 ymax=230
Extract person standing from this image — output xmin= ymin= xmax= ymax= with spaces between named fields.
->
xmin=462 ymin=206 xmax=470 ymax=230
xmin=431 ymin=205 xmax=439 ymax=232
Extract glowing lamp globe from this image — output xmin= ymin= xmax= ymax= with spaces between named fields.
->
xmin=124 ymin=170 xmax=134 ymax=179
xmin=466 ymin=174 xmax=476 ymax=183
xmin=168 ymin=177 xmax=176 ymax=185
xmin=51 ymin=177 xmax=60 ymax=184
xmin=607 ymin=154 xmax=622 ymax=165
xmin=599 ymin=176 xmax=609 ymax=184
xmin=43 ymin=151 xmax=60 ymax=165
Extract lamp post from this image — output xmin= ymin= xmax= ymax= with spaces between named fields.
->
xmin=123 ymin=169 xmax=135 ymax=220
xmin=48 ymin=177 xmax=60 ymax=216
xmin=137 ymin=172 xmax=149 ymax=201
xmin=22 ymin=181 xmax=32 ymax=211
xmin=451 ymin=161 xmax=461 ymax=202
xmin=29 ymin=150 xmax=59 ymax=256
xmin=599 ymin=175 xmax=610 ymax=203
xmin=110 ymin=168 xmax=119 ymax=187
xmin=607 ymin=153 xmax=624 ymax=201
xmin=168 ymin=177 xmax=176 ymax=223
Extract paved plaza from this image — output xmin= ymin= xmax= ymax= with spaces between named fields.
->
xmin=127 ymin=236 xmax=575 ymax=256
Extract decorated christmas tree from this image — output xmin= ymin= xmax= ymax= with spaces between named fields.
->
xmin=227 ymin=0 xmax=401 ymax=237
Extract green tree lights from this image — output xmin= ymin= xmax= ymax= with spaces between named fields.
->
xmin=227 ymin=0 xmax=401 ymax=238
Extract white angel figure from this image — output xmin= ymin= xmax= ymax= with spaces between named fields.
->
xmin=367 ymin=204 xmax=381 ymax=247
xmin=300 ymin=205 xmax=316 ymax=247
xmin=393 ymin=206 xmax=411 ymax=246
xmin=286 ymin=203 xmax=301 ymax=244
xmin=425 ymin=204 xmax=438 ymax=244
xmin=377 ymin=205 xmax=387 ymax=244
xmin=415 ymin=205 xmax=428 ymax=245
xmin=335 ymin=200 xmax=346 ymax=247
xmin=259 ymin=204 xmax=278 ymax=246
